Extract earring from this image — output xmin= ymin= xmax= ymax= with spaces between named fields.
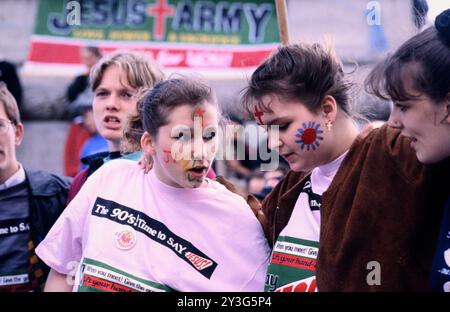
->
xmin=325 ymin=120 xmax=333 ymax=132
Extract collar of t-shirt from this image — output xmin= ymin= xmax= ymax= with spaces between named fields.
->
xmin=0 ymin=164 xmax=25 ymax=191
xmin=310 ymin=151 xmax=348 ymax=195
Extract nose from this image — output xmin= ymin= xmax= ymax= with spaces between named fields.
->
xmin=387 ymin=109 xmax=403 ymax=129
xmin=106 ymin=94 xmax=119 ymax=112
xmin=267 ymin=126 xmax=282 ymax=151
xmin=192 ymin=135 xmax=206 ymax=160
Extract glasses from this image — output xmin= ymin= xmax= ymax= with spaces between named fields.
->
xmin=0 ymin=118 xmax=14 ymax=135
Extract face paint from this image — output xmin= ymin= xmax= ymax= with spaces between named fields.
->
xmin=163 ymin=149 xmax=192 ymax=170
xmin=163 ymin=150 xmax=173 ymax=163
xmin=153 ymin=104 xmax=217 ymax=189
xmin=187 ymin=171 xmax=203 ymax=183
xmin=254 ymin=106 xmax=264 ymax=124
xmin=163 ymin=148 xmax=203 ymax=183
xmin=176 ymin=158 xmax=191 ymax=170
xmin=192 ymin=106 xmax=206 ymax=128
xmin=186 ymin=160 xmax=206 ymax=183
xmin=295 ymin=121 xmax=324 ymax=151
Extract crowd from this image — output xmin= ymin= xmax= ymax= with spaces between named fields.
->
xmin=0 ymin=9 xmax=449 ymax=292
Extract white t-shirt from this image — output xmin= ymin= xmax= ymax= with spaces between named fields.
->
xmin=36 ymin=159 xmax=270 ymax=292
xmin=265 ymin=152 xmax=347 ymax=292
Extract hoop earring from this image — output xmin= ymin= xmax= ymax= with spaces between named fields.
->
xmin=325 ymin=120 xmax=333 ymax=132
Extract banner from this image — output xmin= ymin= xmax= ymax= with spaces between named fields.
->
xmin=25 ymin=0 xmax=280 ymax=77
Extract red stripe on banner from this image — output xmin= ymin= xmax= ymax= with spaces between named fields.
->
xmin=271 ymin=252 xmax=317 ymax=271
xmin=82 ymin=274 xmax=136 ymax=292
xmin=231 ymin=50 xmax=273 ymax=67
xmin=28 ymin=40 xmax=274 ymax=68
xmin=29 ymin=41 xmax=81 ymax=64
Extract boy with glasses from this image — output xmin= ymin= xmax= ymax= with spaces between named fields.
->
xmin=0 ymin=83 xmax=70 ymax=291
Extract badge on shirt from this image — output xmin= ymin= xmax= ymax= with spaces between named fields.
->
xmin=114 ymin=226 xmax=136 ymax=250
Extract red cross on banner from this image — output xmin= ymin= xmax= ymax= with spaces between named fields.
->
xmin=147 ymin=0 xmax=176 ymax=40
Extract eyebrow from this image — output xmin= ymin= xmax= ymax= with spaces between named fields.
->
xmin=394 ymin=101 xmax=412 ymax=106
xmin=95 ymin=87 xmax=134 ymax=93
xmin=171 ymin=126 xmax=217 ymax=134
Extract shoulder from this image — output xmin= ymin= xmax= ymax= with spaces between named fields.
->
xmin=69 ymin=160 xmax=140 ymax=202
xmin=67 ymin=168 xmax=89 ymax=203
xmin=347 ymin=124 xmax=424 ymax=181
xmin=353 ymin=124 xmax=410 ymax=155
xmin=207 ymin=179 xmax=243 ymax=199
xmin=207 ymin=179 xmax=255 ymax=209
xmin=25 ymin=169 xmax=71 ymax=196
xmin=102 ymin=158 xmax=137 ymax=170
xmin=90 ymin=158 xmax=140 ymax=181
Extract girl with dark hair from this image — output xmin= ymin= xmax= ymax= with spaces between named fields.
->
xmin=366 ymin=9 xmax=450 ymax=292
xmin=36 ymin=78 xmax=270 ymax=292
xmin=242 ymin=39 xmax=447 ymax=291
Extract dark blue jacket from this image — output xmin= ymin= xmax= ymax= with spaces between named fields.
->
xmin=25 ymin=170 xmax=71 ymax=276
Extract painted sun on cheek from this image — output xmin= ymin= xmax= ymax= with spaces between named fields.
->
xmin=295 ymin=121 xmax=324 ymax=151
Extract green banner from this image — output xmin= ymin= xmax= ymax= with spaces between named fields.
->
xmin=35 ymin=0 xmax=280 ymax=45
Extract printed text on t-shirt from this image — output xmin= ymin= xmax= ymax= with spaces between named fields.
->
xmin=92 ymin=197 xmax=217 ymax=279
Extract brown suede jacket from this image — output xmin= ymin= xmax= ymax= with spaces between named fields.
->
xmin=256 ymin=125 xmax=448 ymax=291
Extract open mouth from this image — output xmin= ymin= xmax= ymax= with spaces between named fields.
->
xmin=187 ymin=166 xmax=207 ymax=176
xmin=103 ymin=116 xmax=121 ymax=129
